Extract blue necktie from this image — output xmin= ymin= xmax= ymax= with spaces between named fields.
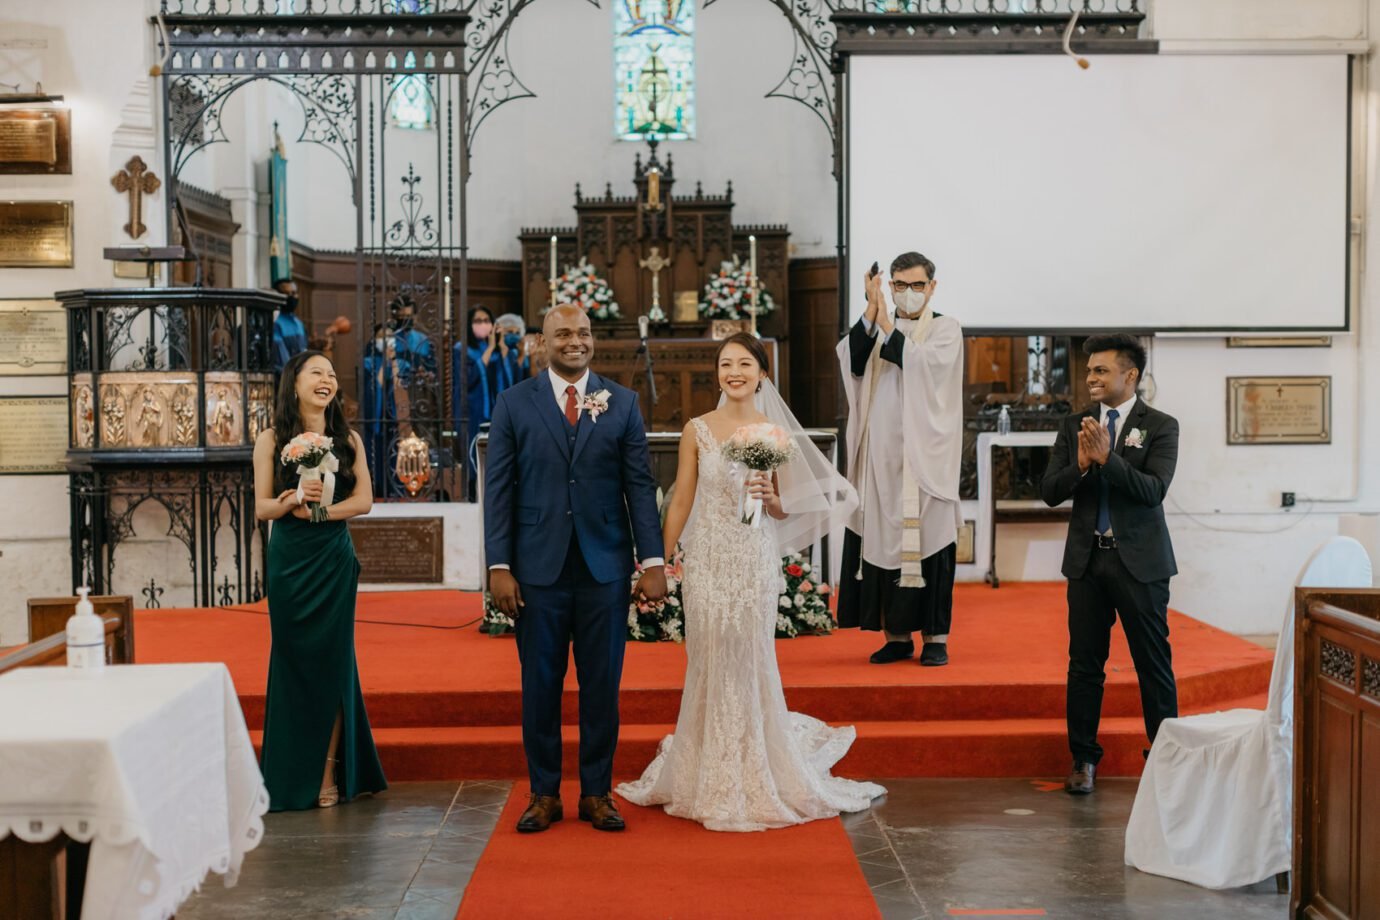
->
xmin=1096 ymin=408 xmax=1119 ymax=535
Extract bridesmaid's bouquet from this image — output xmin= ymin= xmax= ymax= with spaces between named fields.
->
xmin=281 ymin=432 xmax=338 ymax=523
xmin=721 ymin=423 xmax=797 ymax=527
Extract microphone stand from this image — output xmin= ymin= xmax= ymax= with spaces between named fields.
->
xmin=637 ymin=317 xmax=658 ymax=407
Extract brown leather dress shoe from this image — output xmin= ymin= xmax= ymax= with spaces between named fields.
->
xmin=578 ymin=794 xmax=626 ymax=831
xmin=1064 ymin=762 xmax=1096 ymax=795
xmin=516 ymin=794 xmax=563 ymax=833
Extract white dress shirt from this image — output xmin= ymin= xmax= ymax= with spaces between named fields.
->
xmin=1092 ymin=393 xmax=1137 ymax=536
xmin=490 ymin=369 xmax=664 ymax=572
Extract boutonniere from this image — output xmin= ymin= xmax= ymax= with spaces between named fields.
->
xmin=1124 ymin=428 xmax=1147 ymax=449
xmin=581 ymin=389 xmax=611 ymax=422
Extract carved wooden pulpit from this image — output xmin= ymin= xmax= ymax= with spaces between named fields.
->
xmin=518 ymin=143 xmax=789 ymax=431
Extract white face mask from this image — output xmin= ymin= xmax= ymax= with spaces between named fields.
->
xmin=893 ymin=287 xmax=929 ymax=316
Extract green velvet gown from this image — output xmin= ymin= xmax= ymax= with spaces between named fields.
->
xmin=260 ymin=514 xmax=387 ymax=811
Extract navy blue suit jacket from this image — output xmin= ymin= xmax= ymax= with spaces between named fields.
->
xmin=483 ymin=370 xmax=665 ymax=587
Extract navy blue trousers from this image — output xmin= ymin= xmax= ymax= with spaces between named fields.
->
xmin=514 ymin=537 xmax=629 ymax=797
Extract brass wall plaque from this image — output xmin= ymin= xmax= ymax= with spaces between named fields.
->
xmin=0 ymin=299 xmax=66 ymax=375
xmin=1228 ymin=376 xmax=1331 ymax=445
xmin=1227 ymin=336 xmax=1332 ymax=348
xmin=350 ymin=517 xmax=445 ymax=584
xmin=0 ymin=109 xmax=71 ymax=175
xmin=0 ymin=201 xmax=74 ymax=267
xmin=0 ymin=396 xmax=68 ymax=473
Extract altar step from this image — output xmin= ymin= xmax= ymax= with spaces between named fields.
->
xmin=248 ymin=693 xmax=1267 ymax=782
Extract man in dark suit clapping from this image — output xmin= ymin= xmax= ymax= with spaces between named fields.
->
xmin=1041 ymin=334 xmax=1179 ymax=795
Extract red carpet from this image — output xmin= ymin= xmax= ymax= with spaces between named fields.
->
xmin=135 ymin=583 xmax=1273 ymax=779
xmin=454 ymin=782 xmax=880 ymax=920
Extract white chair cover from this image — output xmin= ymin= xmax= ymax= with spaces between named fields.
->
xmin=1124 ymin=536 xmax=1372 ymax=889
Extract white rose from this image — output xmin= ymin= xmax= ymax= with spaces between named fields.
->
xmin=795 ymin=593 xmax=805 ymax=606
xmin=802 ymin=563 xmax=812 ymax=574
xmin=779 ymin=596 xmax=792 ymax=609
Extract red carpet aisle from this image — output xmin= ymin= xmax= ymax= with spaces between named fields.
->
xmin=453 ymin=782 xmax=880 ymax=920
xmin=135 ymin=582 xmax=1273 ymax=779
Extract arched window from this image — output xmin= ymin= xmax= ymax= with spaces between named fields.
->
xmin=390 ymin=61 xmax=434 ymax=131
xmin=614 ymin=1 xmax=695 ymax=141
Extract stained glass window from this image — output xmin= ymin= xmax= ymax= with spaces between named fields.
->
xmin=390 ymin=55 xmax=434 ymax=130
xmin=614 ymin=1 xmax=695 ymax=141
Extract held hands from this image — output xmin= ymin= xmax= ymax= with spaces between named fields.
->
xmin=490 ymin=568 xmax=524 ymax=619
xmin=634 ymin=566 xmax=668 ymax=604
xmin=863 ymin=270 xmax=885 ymax=324
xmin=299 ymin=478 xmax=325 ymax=504
xmin=1079 ymin=417 xmax=1111 ymax=469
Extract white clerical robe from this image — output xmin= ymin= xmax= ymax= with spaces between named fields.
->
xmin=836 ymin=314 xmax=965 ymax=571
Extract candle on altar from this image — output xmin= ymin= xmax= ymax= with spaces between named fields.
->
xmin=443 ymin=275 xmax=452 ymax=327
xmin=749 ymin=235 xmax=759 ymax=335
xmin=549 ymin=235 xmax=557 ymax=281
xmin=647 ymin=168 xmax=660 ymax=209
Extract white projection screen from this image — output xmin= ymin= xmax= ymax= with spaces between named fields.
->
xmin=846 ymin=54 xmax=1351 ymax=331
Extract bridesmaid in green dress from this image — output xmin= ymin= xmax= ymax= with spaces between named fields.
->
xmin=254 ymin=350 xmax=387 ymax=810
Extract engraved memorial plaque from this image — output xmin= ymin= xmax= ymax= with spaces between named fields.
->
xmin=350 ymin=517 xmax=445 ymax=584
xmin=0 ymin=108 xmax=71 ymax=175
xmin=0 ymin=201 xmax=74 ymax=267
xmin=0 ymin=299 xmax=66 ymax=375
xmin=1228 ymin=376 xmax=1331 ymax=445
xmin=0 ymin=395 xmax=68 ymax=473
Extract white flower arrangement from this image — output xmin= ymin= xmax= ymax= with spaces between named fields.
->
xmin=698 ymin=255 xmax=777 ymax=321
xmin=550 ymin=258 xmax=621 ymax=321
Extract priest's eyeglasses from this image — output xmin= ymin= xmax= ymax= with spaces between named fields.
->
xmin=890 ymin=280 xmax=931 ymax=293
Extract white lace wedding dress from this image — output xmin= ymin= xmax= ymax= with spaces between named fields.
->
xmin=616 ymin=417 xmax=885 ymax=831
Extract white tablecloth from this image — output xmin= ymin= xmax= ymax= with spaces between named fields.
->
xmin=0 ymin=663 xmax=269 ymax=920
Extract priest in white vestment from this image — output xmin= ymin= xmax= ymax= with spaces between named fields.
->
xmin=836 ymin=252 xmax=964 ymax=666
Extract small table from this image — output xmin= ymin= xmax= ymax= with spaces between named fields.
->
xmin=0 ymin=663 xmax=268 ymax=920
xmin=975 ymin=431 xmax=1068 ymax=588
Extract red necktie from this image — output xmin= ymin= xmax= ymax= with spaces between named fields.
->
xmin=564 ymin=385 xmax=579 ymax=426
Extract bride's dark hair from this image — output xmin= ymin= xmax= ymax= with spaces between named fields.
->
xmin=715 ymin=332 xmax=771 ymax=373
xmin=272 ymin=350 xmax=358 ymax=497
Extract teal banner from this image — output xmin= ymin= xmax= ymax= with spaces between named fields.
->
xmin=268 ymin=130 xmax=292 ymax=285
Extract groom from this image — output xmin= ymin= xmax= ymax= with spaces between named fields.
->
xmin=484 ymin=304 xmax=666 ymax=833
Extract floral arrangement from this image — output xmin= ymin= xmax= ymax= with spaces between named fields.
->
xmin=280 ymin=431 xmax=337 ymax=522
xmin=551 ymin=258 xmax=621 ymax=321
xmin=480 ymin=551 xmax=833 ymax=642
xmin=698 ymin=255 xmax=777 ymax=321
xmin=775 ymin=553 xmax=835 ymax=638
xmin=721 ymin=423 xmax=798 ymax=526
xmin=581 ymin=389 xmax=611 ymax=423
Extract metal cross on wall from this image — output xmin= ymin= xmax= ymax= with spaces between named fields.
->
xmin=111 ymin=156 xmax=161 ymax=240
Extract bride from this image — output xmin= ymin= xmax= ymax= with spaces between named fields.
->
xmin=617 ymin=333 xmax=885 ymax=831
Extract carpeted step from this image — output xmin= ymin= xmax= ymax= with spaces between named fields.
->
xmin=231 ymin=659 xmax=1273 ymax=731
xmin=249 ymin=692 xmax=1267 ymax=783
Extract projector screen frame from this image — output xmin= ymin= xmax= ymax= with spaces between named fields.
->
xmin=835 ymin=48 xmax=1358 ymax=337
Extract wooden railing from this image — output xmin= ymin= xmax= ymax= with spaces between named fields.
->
xmin=1293 ymin=588 xmax=1380 ymax=920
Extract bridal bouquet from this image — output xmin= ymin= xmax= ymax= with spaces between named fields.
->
xmin=280 ymin=431 xmax=337 ymax=523
xmin=721 ymin=423 xmax=797 ymax=527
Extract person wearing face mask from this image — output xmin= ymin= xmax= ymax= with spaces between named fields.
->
xmin=835 ymin=252 xmax=965 ymax=668
xmin=495 ymin=313 xmax=529 ymax=382
xmin=271 ymin=279 xmax=309 ymax=373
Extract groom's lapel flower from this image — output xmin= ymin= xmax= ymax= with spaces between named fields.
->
xmin=582 ymin=388 xmax=611 ymax=422
xmin=1124 ymin=428 xmax=1146 ymax=449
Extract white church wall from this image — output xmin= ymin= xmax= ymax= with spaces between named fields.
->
xmin=0 ymin=0 xmax=162 ymax=643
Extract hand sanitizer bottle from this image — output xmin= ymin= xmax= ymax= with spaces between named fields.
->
xmin=66 ymin=587 xmax=105 ymax=673
xmin=997 ymin=404 xmax=1012 ymax=437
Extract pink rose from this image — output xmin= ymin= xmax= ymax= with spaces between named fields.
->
xmin=817 ymin=584 xmax=830 ymax=595
xmin=800 ymin=580 xmax=813 ymax=592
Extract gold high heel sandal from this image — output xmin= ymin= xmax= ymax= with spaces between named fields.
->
xmin=318 ymin=757 xmax=340 ymax=808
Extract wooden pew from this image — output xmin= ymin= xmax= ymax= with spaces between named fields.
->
xmin=1292 ymin=588 xmax=1380 ymax=919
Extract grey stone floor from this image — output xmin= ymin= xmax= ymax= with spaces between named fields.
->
xmin=178 ymin=777 xmax=1289 ymax=920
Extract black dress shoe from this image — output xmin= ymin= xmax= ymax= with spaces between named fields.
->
xmin=516 ymin=794 xmax=563 ymax=833
xmin=869 ymin=640 xmax=914 ymax=664
xmin=578 ymin=794 xmax=626 ymax=831
xmin=1064 ymin=762 xmax=1096 ymax=795
xmin=919 ymin=643 xmax=949 ymax=667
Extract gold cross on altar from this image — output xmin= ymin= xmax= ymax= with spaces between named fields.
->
xmin=639 ymin=246 xmax=671 ymax=319
xmin=111 ymin=156 xmax=161 ymax=239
